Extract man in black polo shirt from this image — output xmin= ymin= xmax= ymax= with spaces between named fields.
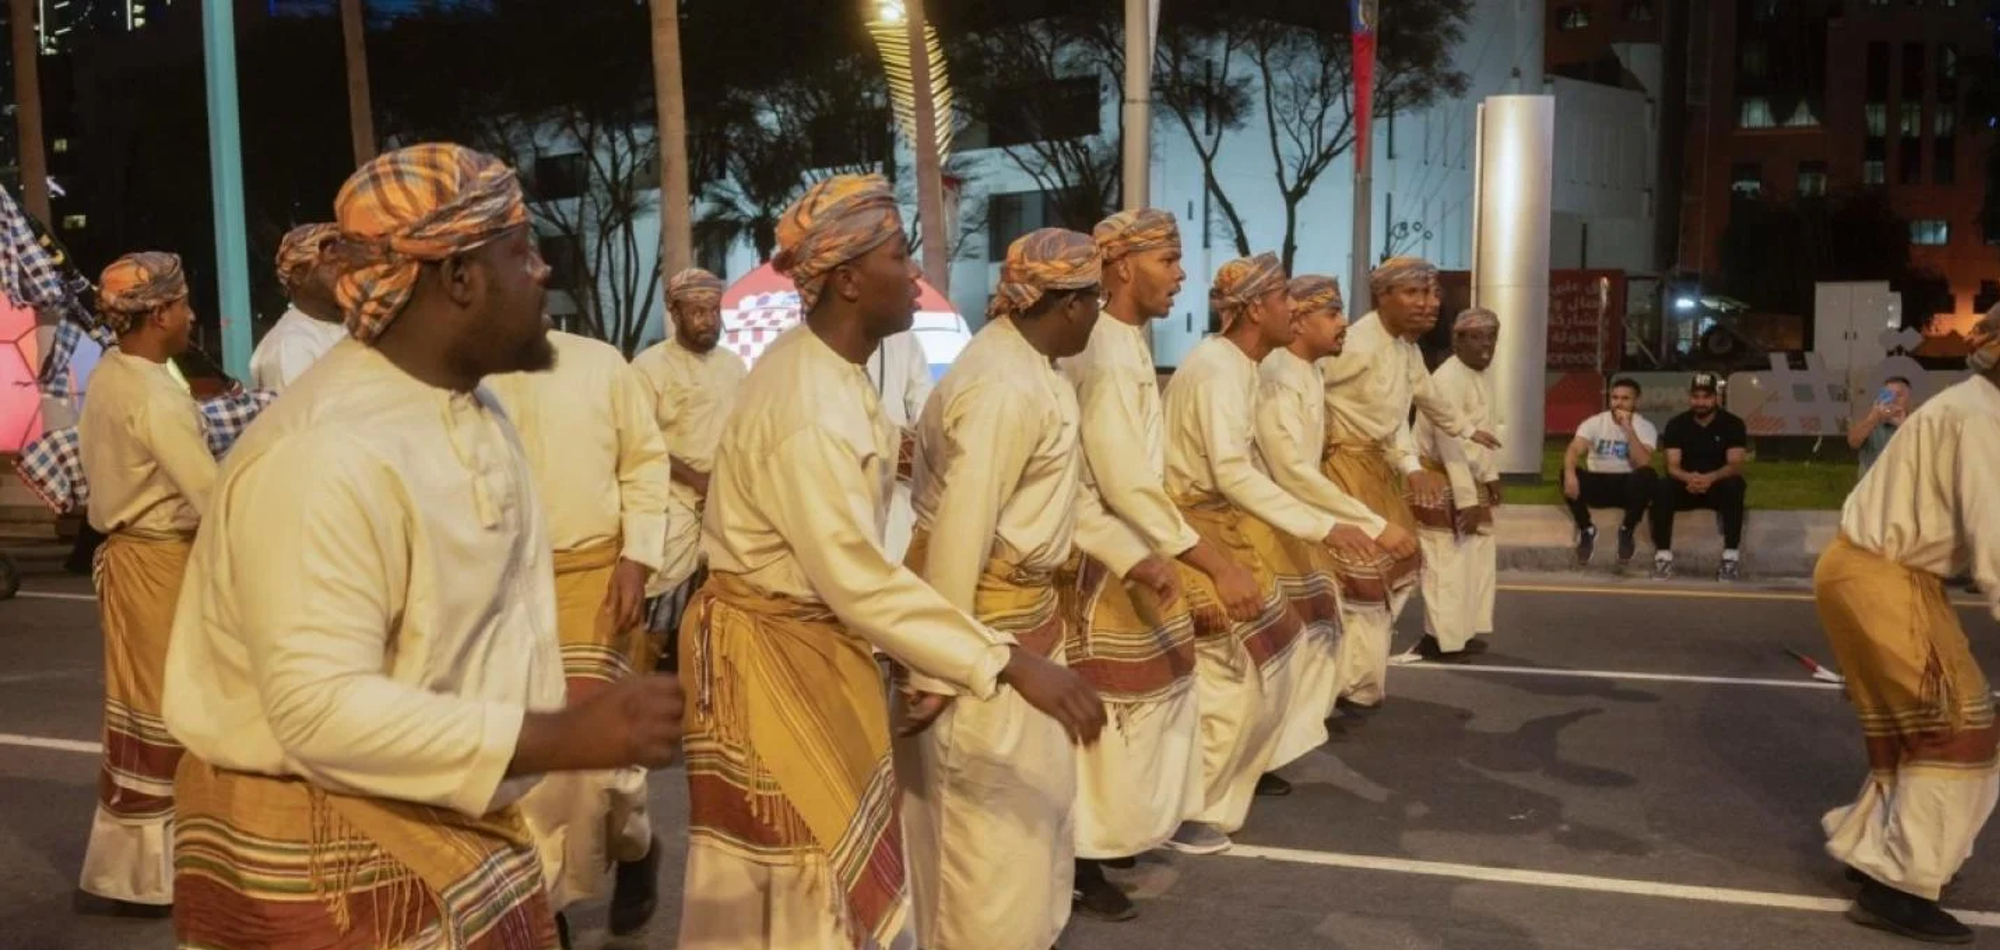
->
xmin=1652 ymin=372 xmax=1749 ymax=581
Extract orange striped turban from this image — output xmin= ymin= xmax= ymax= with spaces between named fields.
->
xmin=988 ymin=228 xmax=1101 ymax=321
xmin=666 ymin=267 xmax=724 ymax=308
xmin=1368 ymin=256 xmax=1439 ymax=299
xmin=97 ymin=252 xmax=189 ymax=335
xmin=1093 ymin=208 xmax=1180 ymax=263
xmin=275 ymin=222 xmax=340 ymax=296
xmin=772 ymin=174 xmax=903 ymax=313
xmin=1286 ymin=275 xmax=1344 ymax=318
xmin=331 ymin=143 xmax=530 ymax=344
xmin=1209 ymin=252 xmax=1287 ymax=324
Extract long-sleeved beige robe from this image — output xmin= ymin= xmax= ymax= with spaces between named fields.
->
xmin=1318 ymin=313 xmax=1476 ymax=705
xmin=681 ymin=325 xmax=1015 ymax=950
xmin=1412 ymin=355 xmax=1500 ymax=652
xmin=1058 ymin=313 xmax=1208 ymax=858
xmin=1165 ymin=336 xmax=1331 ymax=832
xmin=630 ymin=336 xmax=749 ymax=596
xmin=897 ymin=317 xmax=1148 ymax=950
xmin=75 ymin=349 xmax=217 ymax=905
xmin=163 ymin=339 xmax=567 ymax=947
xmin=487 ymin=330 xmax=673 ymax=912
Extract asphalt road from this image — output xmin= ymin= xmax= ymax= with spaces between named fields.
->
xmin=4 ymin=563 xmax=1998 ymax=950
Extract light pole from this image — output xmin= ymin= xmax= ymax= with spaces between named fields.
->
xmin=202 ymin=0 xmax=253 ymax=382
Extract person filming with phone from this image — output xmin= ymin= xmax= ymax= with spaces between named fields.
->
xmin=1847 ymin=376 xmax=1911 ymax=479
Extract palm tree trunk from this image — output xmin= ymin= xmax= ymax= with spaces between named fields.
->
xmin=340 ymin=0 xmax=376 ymax=166
xmin=905 ymin=0 xmax=947 ymax=293
xmin=10 ymin=0 xmax=49 ymax=226
xmin=650 ymin=0 xmax=693 ymax=276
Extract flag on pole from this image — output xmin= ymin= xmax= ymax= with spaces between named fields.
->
xmin=1352 ymin=0 xmax=1379 ymax=173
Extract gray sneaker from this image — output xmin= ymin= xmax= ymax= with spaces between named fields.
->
xmin=1651 ymin=557 xmax=1675 ymax=580
xmin=1717 ymin=559 xmax=1741 ymax=583
xmin=1165 ymin=821 xmax=1233 ymax=855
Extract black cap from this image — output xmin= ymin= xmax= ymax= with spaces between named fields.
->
xmin=1689 ymin=372 xmax=1721 ymax=394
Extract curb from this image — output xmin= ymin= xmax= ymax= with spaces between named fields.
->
xmin=1494 ymin=505 xmax=1838 ymax=579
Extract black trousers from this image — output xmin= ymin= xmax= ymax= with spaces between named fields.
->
xmin=1651 ymin=475 xmax=1747 ymax=551
xmin=1565 ymin=468 xmax=1657 ymax=533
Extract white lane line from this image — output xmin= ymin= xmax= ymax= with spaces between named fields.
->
xmin=1398 ymin=662 xmax=1842 ymax=691
xmin=0 ymin=732 xmax=100 ymax=754
xmin=1497 ymin=582 xmax=1984 ymax=609
xmin=10 ymin=589 xmax=95 ymax=602
xmin=1221 ymin=844 xmax=2000 ymax=928
xmin=0 ymin=669 xmax=92 ymax=685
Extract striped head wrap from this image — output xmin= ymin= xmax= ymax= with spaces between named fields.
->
xmin=275 ymin=222 xmax=340 ymax=296
xmin=1454 ymin=306 xmax=1500 ymax=332
xmin=1368 ymin=256 xmax=1440 ymax=299
xmin=1209 ymin=252 xmax=1287 ymax=326
xmin=331 ymin=143 xmax=531 ymax=344
xmin=1969 ymin=303 xmax=2000 ymax=373
xmin=97 ymin=252 xmax=190 ymax=335
xmin=773 ymin=174 xmax=903 ymax=313
xmin=667 ymin=267 xmax=725 ymax=309
xmin=1093 ymin=208 xmax=1180 ymax=263
xmin=988 ymin=228 xmax=1101 ymax=321
xmin=1286 ymin=274 xmax=1344 ymax=318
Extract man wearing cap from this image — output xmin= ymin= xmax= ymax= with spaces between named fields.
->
xmin=1411 ymin=308 xmax=1504 ymax=661
xmin=676 ymin=173 xmax=1104 ymax=950
xmin=631 ymin=267 xmax=748 ymax=666
xmin=897 ymin=228 xmax=1167 ymax=950
xmin=1319 ymin=256 xmax=1500 ymax=712
xmin=1652 ymin=372 xmax=1750 ymax=581
xmin=487 ymin=327 xmax=674 ymax=938
xmin=1164 ymin=254 xmax=1382 ymax=844
xmin=74 ymin=251 xmax=215 ymax=914
xmin=249 ymin=222 xmax=348 ymax=393
xmin=1059 ymin=208 xmax=1263 ymax=918
xmin=1813 ymin=304 xmax=2000 ymax=945
xmin=163 ymin=143 xmax=684 ymax=950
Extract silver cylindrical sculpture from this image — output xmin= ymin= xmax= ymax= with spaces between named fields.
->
xmin=1472 ymin=94 xmax=1554 ymax=477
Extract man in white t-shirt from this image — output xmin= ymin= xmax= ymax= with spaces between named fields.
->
xmin=248 ymin=223 xmax=349 ymax=393
xmin=1562 ymin=377 xmax=1659 ymax=569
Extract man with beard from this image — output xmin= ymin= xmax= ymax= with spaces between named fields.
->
xmin=1254 ymin=275 xmax=1415 ymax=756
xmin=1318 ymin=257 xmax=1500 ymax=713
xmin=1164 ymin=254 xmax=1381 ymax=844
xmin=631 ymin=267 xmax=748 ymax=666
xmin=163 ymin=144 xmax=684 ymax=950
xmin=487 ymin=327 xmax=673 ymax=939
xmin=1411 ymin=308 xmax=1503 ymax=662
xmin=249 ymin=222 xmax=348 ymax=393
xmin=676 ymin=174 xmax=1103 ymax=950
xmin=1652 ymin=372 xmax=1750 ymax=581
xmin=74 ymin=251 xmax=216 ymax=914
xmin=1815 ymin=305 xmax=2000 ymax=945
xmin=896 ymin=228 xmax=1167 ymax=950
xmin=1060 ymin=208 xmax=1263 ymax=919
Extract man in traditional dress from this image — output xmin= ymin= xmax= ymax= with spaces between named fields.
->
xmin=162 ymin=143 xmax=684 ymax=950
xmin=631 ymin=267 xmax=748 ymax=669
xmin=1319 ymin=256 xmax=1500 ymax=713
xmin=1164 ymin=253 xmax=1381 ymax=845
xmin=1060 ymin=208 xmax=1264 ymax=919
xmin=249 ymin=222 xmax=349 ymax=393
xmin=1411 ymin=308 xmax=1503 ymax=663
xmin=1814 ymin=305 xmax=2000 ymax=945
xmin=488 ymin=328 xmax=674 ymax=940
xmin=1254 ymin=275 xmax=1417 ymax=755
xmin=897 ymin=228 xmax=1173 ymax=950
xmin=74 ymin=251 xmax=215 ymax=915
xmin=676 ymin=173 xmax=1105 ymax=950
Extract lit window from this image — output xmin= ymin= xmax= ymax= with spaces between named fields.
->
xmin=1910 ymin=219 xmax=1950 ymax=246
xmin=1934 ymin=107 xmax=1955 ymax=137
xmin=1559 ymin=5 xmax=1590 ymax=29
xmin=1865 ymin=103 xmax=1887 ymax=137
xmin=1784 ymin=101 xmax=1821 ymax=128
xmin=1738 ymin=97 xmax=1776 ymax=129
xmin=1900 ymin=103 xmax=1922 ymax=137
xmin=1863 ymin=160 xmax=1887 ymax=184
xmin=1731 ymin=162 xmax=1763 ymax=198
xmin=60 ymin=214 xmax=85 ymax=230
xmin=51 ymin=138 xmax=68 ymax=154
xmin=1797 ymin=161 xmax=1829 ymax=197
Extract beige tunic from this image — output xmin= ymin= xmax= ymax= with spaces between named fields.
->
xmin=1255 ymin=348 xmax=1389 ymax=536
xmin=631 ymin=336 xmax=749 ymax=594
xmin=1318 ymin=312 xmax=1476 ymax=474
xmin=78 ymin=351 xmax=216 ymax=537
xmin=164 ymin=339 xmax=565 ymax=818
xmin=683 ymin=325 xmax=1014 ymax=950
xmin=1413 ymin=356 xmax=1500 ymax=650
xmin=248 ymin=307 xmax=348 ymax=393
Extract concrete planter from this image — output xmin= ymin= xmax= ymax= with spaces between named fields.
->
xmin=1496 ymin=504 xmax=1838 ymax=578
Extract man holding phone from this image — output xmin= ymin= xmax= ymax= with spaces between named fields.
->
xmin=1847 ymin=376 xmax=1911 ymax=478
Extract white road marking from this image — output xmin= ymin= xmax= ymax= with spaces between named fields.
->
xmin=0 ymin=732 xmax=100 ymax=754
xmin=1221 ymin=844 xmax=2000 ymax=927
xmin=0 ymin=669 xmax=92 ymax=685
xmin=1398 ymin=662 xmax=1842 ymax=691
xmin=9 ymin=589 xmax=95 ymax=602
xmin=1497 ymin=582 xmax=1983 ymax=609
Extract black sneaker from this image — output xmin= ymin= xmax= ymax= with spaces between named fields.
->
xmin=608 ymin=833 xmax=663 ymax=936
xmin=1616 ymin=527 xmax=1637 ymax=564
xmin=1848 ymin=879 xmax=1974 ymax=944
xmin=1575 ymin=526 xmax=1597 ymax=565
xmin=1717 ymin=559 xmax=1742 ymax=583
xmin=1415 ymin=634 xmax=1471 ymax=664
xmin=1256 ymin=773 xmax=1293 ymax=796
xmin=1462 ymin=637 xmax=1491 ymax=654
xmin=1073 ymin=862 xmax=1139 ymax=921
xmin=1651 ymin=557 xmax=1675 ymax=580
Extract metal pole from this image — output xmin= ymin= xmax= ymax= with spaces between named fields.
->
xmin=10 ymin=0 xmax=49 ymax=228
xmin=905 ymin=0 xmax=948 ymax=292
xmin=202 ymin=0 xmax=253 ymax=383
xmin=1121 ymin=0 xmax=1150 ymax=209
xmin=340 ymin=0 xmax=377 ymax=167
xmin=650 ymin=0 xmax=692 ymax=278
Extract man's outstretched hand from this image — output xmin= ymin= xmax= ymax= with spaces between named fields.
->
xmin=1001 ymin=649 xmax=1106 ymax=744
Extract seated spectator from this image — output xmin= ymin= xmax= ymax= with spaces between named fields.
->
xmin=1562 ymin=377 xmax=1658 ymax=569
xmin=1653 ymin=372 xmax=1749 ymax=582
xmin=1846 ymin=375 xmax=1911 ymax=479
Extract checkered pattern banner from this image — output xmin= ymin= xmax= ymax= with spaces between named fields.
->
xmin=10 ymin=388 xmax=279 ymax=514
xmin=723 ymin=291 xmax=804 ymax=364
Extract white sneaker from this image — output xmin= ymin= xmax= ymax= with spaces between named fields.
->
xmin=1165 ymin=821 xmax=1233 ymax=855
